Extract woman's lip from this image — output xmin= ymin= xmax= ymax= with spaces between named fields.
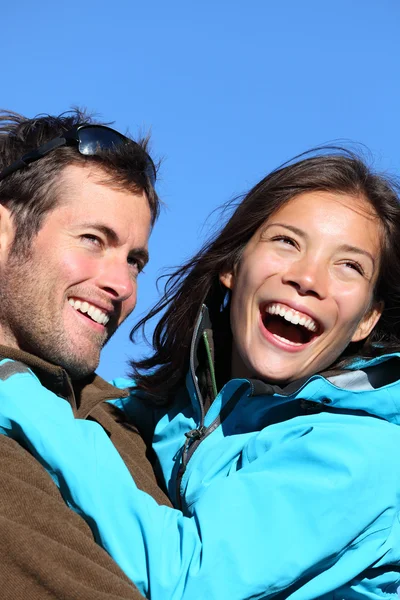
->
xmin=258 ymin=313 xmax=317 ymax=352
xmin=260 ymin=315 xmax=311 ymax=354
xmin=260 ymin=300 xmax=324 ymax=334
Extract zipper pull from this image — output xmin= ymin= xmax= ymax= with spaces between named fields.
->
xmin=182 ymin=426 xmax=206 ymax=465
xmin=183 ymin=426 xmax=206 ymax=454
xmin=176 ymin=426 xmax=206 ymax=510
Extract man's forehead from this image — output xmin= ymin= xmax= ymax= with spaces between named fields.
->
xmin=58 ymin=163 xmax=147 ymax=199
xmin=44 ymin=165 xmax=152 ymax=244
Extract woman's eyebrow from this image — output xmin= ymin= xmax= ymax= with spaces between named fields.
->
xmin=263 ymin=223 xmax=307 ymax=238
xmin=264 ymin=223 xmax=376 ymax=266
xmin=337 ymin=244 xmax=376 ymax=267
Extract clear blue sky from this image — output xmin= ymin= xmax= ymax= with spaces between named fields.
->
xmin=2 ymin=0 xmax=399 ymax=379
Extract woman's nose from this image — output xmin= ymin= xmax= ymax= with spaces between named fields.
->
xmin=282 ymin=257 xmax=327 ymax=299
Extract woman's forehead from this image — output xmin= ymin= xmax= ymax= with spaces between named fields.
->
xmin=254 ymin=191 xmax=383 ymax=255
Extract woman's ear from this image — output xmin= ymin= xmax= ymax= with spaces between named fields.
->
xmin=219 ymin=270 xmax=235 ymax=290
xmin=351 ymin=301 xmax=384 ymax=343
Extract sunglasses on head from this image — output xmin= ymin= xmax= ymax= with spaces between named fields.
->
xmin=0 ymin=124 xmax=157 ymax=187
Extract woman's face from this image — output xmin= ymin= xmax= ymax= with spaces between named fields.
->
xmin=220 ymin=191 xmax=384 ymax=384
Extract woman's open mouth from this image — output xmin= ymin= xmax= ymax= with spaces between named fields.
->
xmin=260 ymin=302 xmax=321 ymax=348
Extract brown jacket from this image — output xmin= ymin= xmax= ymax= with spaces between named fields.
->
xmin=0 ymin=346 xmax=171 ymax=599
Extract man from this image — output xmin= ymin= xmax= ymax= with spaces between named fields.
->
xmin=0 ymin=110 xmax=170 ymax=598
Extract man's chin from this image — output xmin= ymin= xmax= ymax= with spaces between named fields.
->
xmin=29 ymin=334 xmax=103 ymax=379
xmin=69 ymin=353 xmax=101 ymax=379
xmin=49 ymin=348 xmax=100 ymax=380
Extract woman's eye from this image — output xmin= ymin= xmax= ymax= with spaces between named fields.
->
xmin=272 ymin=235 xmax=297 ymax=247
xmin=342 ymin=261 xmax=364 ymax=275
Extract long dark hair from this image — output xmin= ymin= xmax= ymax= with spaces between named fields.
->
xmin=130 ymin=148 xmax=400 ymax=404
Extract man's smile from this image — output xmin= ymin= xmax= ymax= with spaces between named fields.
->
xmin=68 ymin=297 xmax=111 ymax=326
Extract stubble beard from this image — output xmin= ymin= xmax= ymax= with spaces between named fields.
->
xmin=0 ymin=248 xmax=106 ymax=380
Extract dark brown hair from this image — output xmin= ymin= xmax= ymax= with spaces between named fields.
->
xmin=130 ymin=148 xmax=400 ymax=403
xmin=0 ymin=109 xmax=160 ymax=254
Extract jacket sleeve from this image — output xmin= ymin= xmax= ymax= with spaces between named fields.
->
xmin=0 ymin=360 xmax=398 ymax=599
xmin=0 ymin=362 xmax=147 ymax=600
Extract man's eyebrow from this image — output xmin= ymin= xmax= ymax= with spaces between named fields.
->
xmin=264 ymin=222 xmax=376 ymax=266
xmin=80 ymin=223 xmax=149 ymax=265
xmin=80 ymin=223 xmax=120 ymax=244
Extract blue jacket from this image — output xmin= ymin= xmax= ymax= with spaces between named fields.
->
xmin=0 ymin=307 xmax=400 ymax=598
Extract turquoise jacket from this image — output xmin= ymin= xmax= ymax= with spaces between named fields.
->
xmin=0 ymin=308 xmax=400 ymax=598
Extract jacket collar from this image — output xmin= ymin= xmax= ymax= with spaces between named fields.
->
xmin=188 ymin=305 xmax=326 ymax=400
xmin=0 ymin=344 xmax=127 ymax=417
xmin=188 ymin=305 xmax=400 ymax=425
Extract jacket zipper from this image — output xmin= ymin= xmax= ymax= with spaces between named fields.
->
xmin=175 ymin=381 xmax=249 ymax=509
xmin=175 ymin=306 xmax=250 ymax=509
xmin=175 ymin=309 xmax=207 ymax=509
xmin=175 ymin=424 xmax=209 ymax=510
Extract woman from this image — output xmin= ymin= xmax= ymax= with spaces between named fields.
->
xmin=1 ymin=149 xmax=400 ymax=599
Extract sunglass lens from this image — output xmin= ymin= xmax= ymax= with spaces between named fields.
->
xmin=77 ymin=126 xmax=156 ymax=186
xmin=78 ymin=127 xmax=126 ymax=155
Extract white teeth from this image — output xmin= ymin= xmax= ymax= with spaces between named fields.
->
xmin=93 ymin=308 xmax=102 ymax=322
xmin=284 ymin=310 xmax=294 ymax=322
xmin=68 ymin=298 xmax=109 ymax=326
xmin=306 ymin=319 xmax=317 ymax=332
xmin=266 ymin=303 xmax=318 ymax=333
xmin=291 ymin=314 xmax=300 ymax=325
xmin=273 ymin=333 xmax=302 ymax=346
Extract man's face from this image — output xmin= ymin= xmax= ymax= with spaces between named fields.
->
xmin=0 ymin=164 xmax=152 ymax=378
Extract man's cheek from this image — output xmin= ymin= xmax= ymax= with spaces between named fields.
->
xmin=60 ymin=253 xmax=97 ymax=283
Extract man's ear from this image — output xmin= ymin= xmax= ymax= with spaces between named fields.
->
xmin=219 ymin=269 xmax=235 ymax=290
xmin=0 ymin=204 xmax=15 ymax=259
xmin=351 ymin=301 xmax=384 ymax=343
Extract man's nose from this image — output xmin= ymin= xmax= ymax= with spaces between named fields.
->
xmin=282 ymin=256 xmax=327 ymax=299
xmin=96 ymin=257 xmax=134 ymax=302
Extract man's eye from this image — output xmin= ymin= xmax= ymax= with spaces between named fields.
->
xmin=128 ymin=257 xmax=144 ymax=274
xmin=81 ymin=234 xmax=102 ymax=246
